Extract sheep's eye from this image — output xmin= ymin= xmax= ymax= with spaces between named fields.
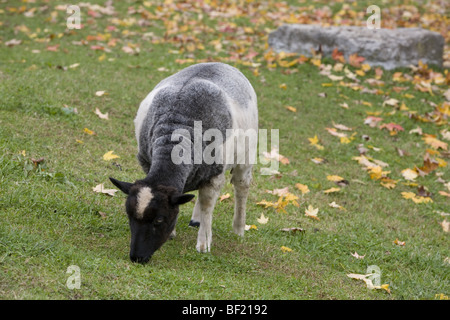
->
xmin=154 ymin=217 xmax=164 ymax=225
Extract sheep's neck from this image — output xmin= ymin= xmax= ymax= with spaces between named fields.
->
xmin=144 ymin=157 xmax=190 ymax=193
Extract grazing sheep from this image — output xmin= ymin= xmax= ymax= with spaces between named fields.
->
xmin=110 ymin=62 xmax=258 ymax=263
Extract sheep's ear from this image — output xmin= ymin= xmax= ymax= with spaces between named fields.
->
xmin=171 ymin=193 xmax=195 ymax=206
xmin=109 ymin=177 xmax=133 ymax=195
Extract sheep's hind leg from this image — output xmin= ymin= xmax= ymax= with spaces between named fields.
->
xmin=231 ymin=165 xmax=253 ymax=237
xmin=195 ymin=174 xmax=225 ymax=253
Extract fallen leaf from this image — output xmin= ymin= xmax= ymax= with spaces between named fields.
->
xmin=245 ymin=224 xmax=257 ymax=231
xmin=285 ymin=105 xmax=297 ymax=112
xmin=94 ymin=108 xmax=109 ymax=120
xmin=305 ymin=205 xmax=319 ymax=220
xmin=348 ymin=53 xmax=365 ymax=68
xmin=351 ymin=252 xmax=365 ymax=259
xmin=280 ymin=246 xmax=293 ymax=253
xmin=401 ymin=168 xmax=418 ymax=181
xmin=295 ymin=183 xmax=310 ymax=194
xmin=323 ymin=187 xmax=340 ymax=194
xmin=93 ymin=183 xmax=118 ymax=196
xmin=327 ymin=175 xmax=345 ymax=182
xmin=280 ymin=227 xmax=305 ymax=233
xmin=440 ymin=219 xmax=449 ymax=232
xmin=103 ymin=151 xmax=120 ymax=161
xmin=84 ymin=127 xmax=96 ymax=135
xmin=95 ymin=90 xmax=107 ymax=97
xmin=423 ymin=134 xmax=448 ymax=150
xmin=219 ymin=193 xmax=231 ymax=202
xmin=257 ymin=213 xmax=269 ymax=224
xmin=394 ymin=238 xmax=406 ymax=246
xmin=328 ymin=201 xmax=346 ymax=211
xmin=308 ymin=135 xmax=324 ymax=150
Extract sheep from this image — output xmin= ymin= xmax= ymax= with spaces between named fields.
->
xmin=110 ymin=62 xmax=258 ymax=263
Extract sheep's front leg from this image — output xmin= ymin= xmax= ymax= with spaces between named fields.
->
xmin=195 ymin=174 xmax=225 ymax=253
xmin=231 ymin=165 xmax=253 ymax=236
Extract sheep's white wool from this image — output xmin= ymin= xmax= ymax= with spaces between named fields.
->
xmin=136 ymin=187 xmax=153 ymax=218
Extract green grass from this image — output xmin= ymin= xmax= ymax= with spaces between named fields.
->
xmin=0 ymin=0 xmax=449 ymax=300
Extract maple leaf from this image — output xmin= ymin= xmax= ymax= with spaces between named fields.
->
xmin=266 ymin=187 xmax=290 ymax=197
xmin=401 ymin=168 xmax=418 ymax=181
xmin=364 ymin=116 xmax=383 ymax=127
xmin=295 ymin=183 xmax=310 ymax=194
xmin=257 ymin=213 xmax=269 ymax=224
xmin=331 ymin=48 xmax=345 ymax=63
xmin=245 ymin=224 xmax=257 ymax=231
xmin=422 ymin=134 xmax=448 ymax=150
xmin=305 ymin=205 xmax=319 ymax=220
xmin=393 ymin=238 xmax=406 ymax=246
xmin=348 ymin=53 xmax=365 ymax=68
xmin=103 ymin=151 xmax=120 ymax=161
xmin=308 ymin=135 xmax=324 ymax=150
xmin=382 ymin=98 xmax=399 ymax=107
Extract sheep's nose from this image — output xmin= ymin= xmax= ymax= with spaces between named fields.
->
xmin=130 ymin=254 xmax=151 ymax=264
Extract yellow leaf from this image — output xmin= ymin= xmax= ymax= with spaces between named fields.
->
xmin=308 ymin=135 xmax=324 ymax=150
xmin=394 ymin=238 xmax=405 ymax=246
xmin=310 ymin=58 xmax=321 ymax=67
xmin=327 ymin=175 xmax=345 ymax=182
xmin=245 ymin=224 xmax=258 ymax=231
xmin=401 ymin=191 xmax=416 ymax=200
xmin=285 ymin=105 xmax=297 ymax=112
xmin=323 ymin=187 xmax=340 ymax=194
xmin=361 ymin=63 xmax=371 ymax=72
xmin=355 ymin=69 xmax=365 ymax=77
xmin=295 ymin=183 xmax=310 ymax=194
xmin=305 ymin=205 xmax=319 ymax=220
xmin=281 ymin=246 xmax=293 ymax=253
xmin=83 ymin=127 xmax=96 ymax=135
xmin=423 ymin=134 xmax=448 ymax=150
xmin=401 ymin=168 xmax=418 ymax=181
xmin=279 ymin=83 xmax=287 ymax=90
xmin=103 ymin=150 xmax=120 ymax=161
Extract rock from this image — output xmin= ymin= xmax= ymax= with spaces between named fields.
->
xmin=268 ymin=24 xmax=445 ymax=70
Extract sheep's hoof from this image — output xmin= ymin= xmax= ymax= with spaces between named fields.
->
xmin=189 ymin=220 xmax=200 ymax=228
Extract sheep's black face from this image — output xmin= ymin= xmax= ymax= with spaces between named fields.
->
xmin=109 ymin=178 xmax=194 ymax=263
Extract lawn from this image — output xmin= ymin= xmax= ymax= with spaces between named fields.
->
xmin=0 ymin=0 xmax=448 ymax=300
